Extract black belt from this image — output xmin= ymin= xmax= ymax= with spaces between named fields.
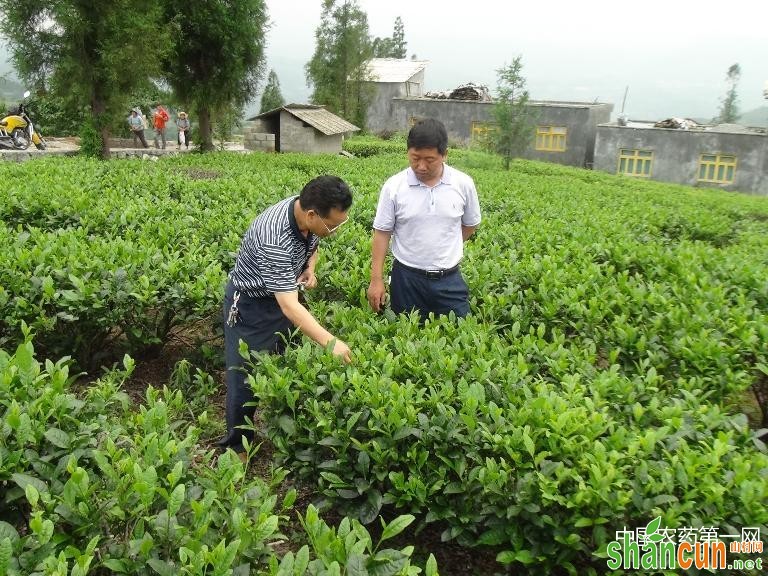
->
xmin=394 ymin=259 xmax=460 ymax=279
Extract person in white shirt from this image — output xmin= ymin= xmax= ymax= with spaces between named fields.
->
xmin=367 ymin=118 xmax=481 ymax=320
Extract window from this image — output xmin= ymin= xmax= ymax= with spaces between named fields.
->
xmin=471 ymin=121 xmax=497 ymax=143
xmin=698 ymin=153 xmax=737 ymax=184
xmin=618 ymin=149 xmax=653 ymax=177
xmin=535 ymin=126 xmax=567 ymax=152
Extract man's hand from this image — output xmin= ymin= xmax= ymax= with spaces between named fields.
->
xmin=367 ymin=277 xmax=387 ymax=313
xmin=297 ymin=269 xmax=317 ymax=289
xmin=332 ymin=339 xmax=352 ymax=363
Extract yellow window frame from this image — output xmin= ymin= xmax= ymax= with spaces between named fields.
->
xmin=697 ymin=153 xmax=737 ymax=184
xmin=535 ymin=126 xmax=567 ymax=152
xmin=471 ymin=121 xmax=497 ymax=143
xmin=617 ymin=149 xmax=653 ymax=177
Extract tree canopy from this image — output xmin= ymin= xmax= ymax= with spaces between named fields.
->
xmin=714 ymin=63 xmax=741 ymax=124
xmin=305 ymin=0 xmax=372 ymax=127
xmin=162 ymin=0 xmax=269 ymax=151
xmin=487 ymin=56 xmax=537 ymax=170
xmin=372 ymin=16 xmax=407 ymax=59
xmin=0 ymin=0 xmax=169 ymax=158
xmin=260 ymin=70 xmax=285 ymax=113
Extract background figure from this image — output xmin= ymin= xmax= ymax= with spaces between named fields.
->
xmin=176 ymin=111 xmax=190 ymax=149
xmin=127 ymin=109 xmax=148 ymax=148
xmin=152 ymin=105 xmax=169 ymax=149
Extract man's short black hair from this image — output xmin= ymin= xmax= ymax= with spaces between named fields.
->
xmin=299 ymin=175 xmax=352 ymax=216
xmin=407 ymin=118 xmax=448 ymax=155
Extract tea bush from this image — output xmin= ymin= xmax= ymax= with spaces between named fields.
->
xmin=2 ymin=149 xmax=767 ymax=573
xmin=0 ymin=334 xmax=434 ymax=575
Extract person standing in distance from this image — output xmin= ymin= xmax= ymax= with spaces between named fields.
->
xmin=367 ymin=118 xmax=481 ymax=320
xmin=220 ymin=175 xmax=353 ymax=455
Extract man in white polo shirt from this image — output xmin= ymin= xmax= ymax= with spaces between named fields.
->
xmin=367 ymin=118 xmax=481 ymax=319
xmin=220 ymin=175 xmax=353 ymax=456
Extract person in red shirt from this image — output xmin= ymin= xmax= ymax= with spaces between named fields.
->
xmin=152 ymin=105 xmax=170 ymax=149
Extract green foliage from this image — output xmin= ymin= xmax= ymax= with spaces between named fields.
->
xmin=306 ymin=0 xmax=373 ymax=128
xmin=268 ymin=505 xmax=434 ymax=575
xmin=2 ymin=150 xmax=768 ymax=574
xmin=0 ymin=336 xmax=438 ymax=574
xmin=0 ymin=0 xmax=171 ymax=158
xmin=78 ymin=117 xmax=103 ymax=159
xmin=343 ymin=133 xmax=407 ymax=157
xmin=372 ymin=16 xmax=407 ymax=59
xmin=212 ymin=102 xmax=244 ymax=151
xmin=26 ymin=92 xmax=84 ymax=137
xmin=162 ymin=0 xmax=269 ymax=151
xmin=260 ymin=69 xmax=286 ymax=113
xmin=487 ymin=56 xmax=537 ymax=169
xmin=714 ymin=63 xmax=741 ymax=124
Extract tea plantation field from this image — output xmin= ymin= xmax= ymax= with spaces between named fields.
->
xmin=1 ymin=143 xmax=767 ymax=575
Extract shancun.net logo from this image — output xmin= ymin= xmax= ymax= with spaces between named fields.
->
xmin=606 ymin=517 xmax=764 ymax=571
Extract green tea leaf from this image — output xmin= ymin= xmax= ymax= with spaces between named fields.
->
xmin=381 ymin=515 xmax=415 ymax=542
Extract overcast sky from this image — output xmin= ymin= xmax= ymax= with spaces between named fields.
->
xmin=264 ymin=0 xmax=767 ymax=121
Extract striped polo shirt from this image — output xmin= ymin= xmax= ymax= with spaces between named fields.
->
xmin=229 ymin=196 xmax=318 ymax=297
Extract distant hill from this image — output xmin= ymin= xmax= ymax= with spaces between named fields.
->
xmin=0 ymin=76 xmax=25 ymax=104
xmin=739 ymin=106 xmax=768 ymax=127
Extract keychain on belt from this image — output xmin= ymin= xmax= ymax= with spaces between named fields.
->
xmin=227 ymin=291 xmax=241 ymax=327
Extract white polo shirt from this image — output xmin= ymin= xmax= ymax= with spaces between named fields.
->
xmin=372 ymin=164 xmax=481 ymax=270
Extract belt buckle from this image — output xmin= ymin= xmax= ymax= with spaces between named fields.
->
xmin=425 ymin=269 xmax=443 ymax=279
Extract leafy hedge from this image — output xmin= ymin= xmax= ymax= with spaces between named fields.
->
xmin=1 ymin=149 xmax=768 ymax=574
xmin=252 ymin=306 xmax=768 ymax=574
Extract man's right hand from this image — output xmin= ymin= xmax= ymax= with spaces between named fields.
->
xmin=367 ymin=278 xmax=387 ymax=313
xmin=332 ymin=339 xmax=352 ymax=363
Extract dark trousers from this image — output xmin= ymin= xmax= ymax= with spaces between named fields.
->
xmin=390 ymin=261 xmax=470 ymax=320
xmin=154 ymin=128 xmax=166 ymax=149
xmin=131 ymin=129 xmax=148 ymax=148
xmin=219 ymin=281 xmax=293 ymax=452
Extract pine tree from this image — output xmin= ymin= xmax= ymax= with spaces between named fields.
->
xmin=714 ymin=63 xmax=741 ymax=124
xmin=372 ymin=16 xmax=407 ymax=59
xmin=391 ymin=17 xmax=407 ymax=59
xmin=306 ymin=0 xmax=372 ymax=127
xmin=488 ymin=56 xmax=537 ymax=170
xmin=260 ymin=70 xmax=285 ymax=113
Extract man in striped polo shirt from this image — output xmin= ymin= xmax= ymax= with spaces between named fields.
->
xmin=367 ymin=118 xmax=481 ymax=320
xmin=220 ymin=175 xmax=353 ymax=455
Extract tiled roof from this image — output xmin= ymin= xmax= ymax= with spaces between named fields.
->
xmin=253 ymin=104 xmax=359 ymax=135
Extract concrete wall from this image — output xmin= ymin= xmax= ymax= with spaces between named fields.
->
xmin=242 ymin=115 xmax=342 ymax=154
xmin=365 ymin=70 xmax=425 ymax=134
xmin=243 ymin=122 xmax=275 ymax=152
xmin=391 ymin=98 xmax=613 ymax=168
xmin=594 ymin=125 xmax=768 ymax=195
xmin=278 ymin=112 xmax=342 ymax=154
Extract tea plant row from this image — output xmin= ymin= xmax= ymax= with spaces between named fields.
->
xmin=1 ymin=148 xmax=767 ymax=573
xmin=0 ymin=334 xmax=436 ymax=575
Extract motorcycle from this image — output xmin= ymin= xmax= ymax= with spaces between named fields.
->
xmin=0 ymin=90 xmax=46 ymax=150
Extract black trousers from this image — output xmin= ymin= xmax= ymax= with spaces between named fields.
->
xmin=390 ymin=260 xmax=470 ymax=320
xmin=219 ymin=281 xmax=293 ymax=452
